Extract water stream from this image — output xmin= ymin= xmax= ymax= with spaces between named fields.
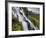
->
xmin=12 ymin=7 xmax=38 ymax=31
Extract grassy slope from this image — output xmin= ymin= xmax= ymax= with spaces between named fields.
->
xmin=12 ymin=18 xmax=23 ymax=31
xmin=28 ymin=15 xmax=40 ymax=29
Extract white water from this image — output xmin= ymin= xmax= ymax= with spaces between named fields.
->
xmin=12 ymin=7 xmax=38 ymax=30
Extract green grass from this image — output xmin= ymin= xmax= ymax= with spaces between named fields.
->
xmin=28 ymin=15 xmax=40 ymax=29
xmin=12 ymin=18 xmax=23 ymax=31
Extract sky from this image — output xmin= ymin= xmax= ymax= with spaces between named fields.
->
xmin=27 ymin=8 xmax=40 ymax=14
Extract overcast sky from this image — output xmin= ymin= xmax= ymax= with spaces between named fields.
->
xmin=27 ymin=8 xmax=40 ymax=14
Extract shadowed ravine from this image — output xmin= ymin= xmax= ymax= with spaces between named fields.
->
xmin=12 ymin=7 xmax=39 ymax=31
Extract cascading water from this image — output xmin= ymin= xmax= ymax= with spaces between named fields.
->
xmin=12 ymin=7 xmax=38 ymax=31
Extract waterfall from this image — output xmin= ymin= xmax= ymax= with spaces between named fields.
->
xmin=12 ymin=7 xmax=38 ymax=31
